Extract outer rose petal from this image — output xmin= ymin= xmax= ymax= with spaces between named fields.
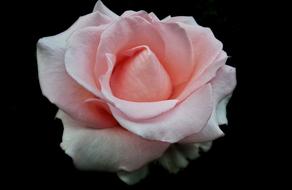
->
xmin=110 ymin=84 xmax=213 ymax=143
xmin=158 ymin=142 xmax=212 ymax=173
xmin=57 ymin=111 xmax=169 ymax=172
xmin=180 ymin=108 xmax=224 ymax=143
xmin=216 ymin=94 xmax=232 ymax=125
xmin=117 ymin=166 xmax=149 ymax=185
xmin=180 ymin=65 xmax=236 ymax=143
xmin=37 ymin=11 xmax=115 ymax=128
xmin=212 ymin=66 xmax=237 ymax=124
xmin=162 ymin=16 xmax=198 ymax=26
xmin=93 ymin=0 xmax=119 ymax=19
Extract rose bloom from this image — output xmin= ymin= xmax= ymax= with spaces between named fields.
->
xmin=37 ymin=1 xmax=236 ymax=185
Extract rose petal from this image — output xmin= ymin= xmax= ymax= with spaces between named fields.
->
xmin=82 ymin=99 xmax=118 ymax=128
xmin=174 ymin=51 xmax=227 ymax=100
xmin=216 ymin=94 xmax=232 ymax=125
xmin=157 ymin=22 xmax=194 ymax=86
xmin=93 ymin=0 xmax=119 ymax=19
xmin=117 ymin=166 xmax=149 ymax=185
xmin=148 ymin=12 xmax=160 ymax=22
xmin=161 ymin=15 xmax=171 ymax=22
xmin=159 ymin=146 xmax=189 ymax=173
xmin=110 ymin=84 xmax=213 ymax=143
xmin=65 ymin=26 xmax=107 ymax=97
xmin=170 ymin=23 xmax=223 ymax=101
xmin=57 ymin=111 xmax=169 ymax=172
xmin=110 ymin=46 xmax=172 ymax=102
xmin=162 ymin=16 xmax=198 ymax=26
xmin=94 ymin=15 xmax=165 ymax=85
xmin=100 ymin=53 xmax=178 ymax=120
xmin=180 ymin=109 xmax=224 ymax=143
xmin=180 ymin=65 xmax=236 ymax=143
xmin=159 ymin=142 xmax=212 ymax=173
xmin=212 ymin=65 xmax=236 ymax=120
xmin=37 ymin=12 xmax=114 ymax=128
xmin=121 ymin=11 xmax=159 ymax=23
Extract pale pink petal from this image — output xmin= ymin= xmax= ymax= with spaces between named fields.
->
xmin=188 ymin=25 xmax=223 ymax=78
xmin=57 ymin=111 xmax=169 ymax=172
xmin=110 ymin=46 xmax=172 ymax=102
xmin=94 ymin=16 xmax=165 ymax=87
xmin=212 ymin=65 xmax=236 ymax=124
xmin=170 ymin=23 xmax=223 ymax=100
xmin=180 ymin=109 xmax=224 ymax=143
xmin=162 ymin=16 xmax=197 ymax=26
xmin=180 ymin=65 xmax=236 ymax=143
xmin=100 ymin=54 xmax=178 ymax=120
xmin=93 ymin=0 xmax=119 ymax=19
xmin=174 ymin=51 xmax=227 ymax=100
xmin=109 ymin=84 xmax=213 ymax=143
xmin=37 ymin=12 xmax=114 ymax=128
xmin=121 ymin=10 xmax=138 ymax=17
xmin=148 ymin=12 xmax=160 ymax=22
xmin=121 ymin=11 xmax=159 ymax=23
xmin=157 ymin=22 xmax=194 ymax=86
xmin=82 ymin=99 xmax=118 ymax=128
xmin=65 ymin=26 xmax=106 ymax=97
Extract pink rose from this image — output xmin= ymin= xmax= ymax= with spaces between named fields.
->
xmin=37 ymin=1 xmax=236 ymax=184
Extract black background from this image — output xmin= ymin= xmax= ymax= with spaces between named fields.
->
xmin=4 ymin=0 xmax=280 ymax=188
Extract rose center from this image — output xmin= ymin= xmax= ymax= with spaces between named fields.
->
xmin=110 ymin=46 xmax=173 ymax=102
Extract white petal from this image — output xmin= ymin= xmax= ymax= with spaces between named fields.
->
xmin=93 ymin=1 xmax=119 ymax=19
xmin=57 ymin=111 xmax=169 ymax=172
xmin=216 ymin=94 xmax=232 ymax=125
xmin=158 ymin=146 xmax=189 ymax=173
xmin=159 ymin=142 xmax=212 ymax=173
xmin=162 ymin=16 xmax=197 ymax=26
xmin=117 ymin=166 xmax=149 ymax=185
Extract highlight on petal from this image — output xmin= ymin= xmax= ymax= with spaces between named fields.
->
xmin=180 ymin=65 xmax=236 ymax=143
xmin=110 ymin=46 xmax=172 ymax=102
xmin=212 ymin=65 xmax=236 ymax=124
xmin=121 ymin=11 xmax=159 ymax=23
xmin=148 ymin=12 xmax=160 ymax=22
xmin=100 ymin=53 xmax=178 ymax=120
xmin=117 ymin=166 xmax=149 ymax=185
xmin=57 ymin=111 xmax=169 ymax=172
xmin=162 ymin=16 xmax=197 ymax=26
xmin=180 ymin=110 xmax=224 ymax=143
xmin=110 ymin=84 xmax=213 ymax=143
xmin=216 ymin=94 xmax=232 ymax=125
xmin=93 ymin=0 xmax=119 ymax=19
xmin=65 ymin=26 xmax=105 ymax=97
xmin=37 ymin=12 xmax=113 ymax=128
